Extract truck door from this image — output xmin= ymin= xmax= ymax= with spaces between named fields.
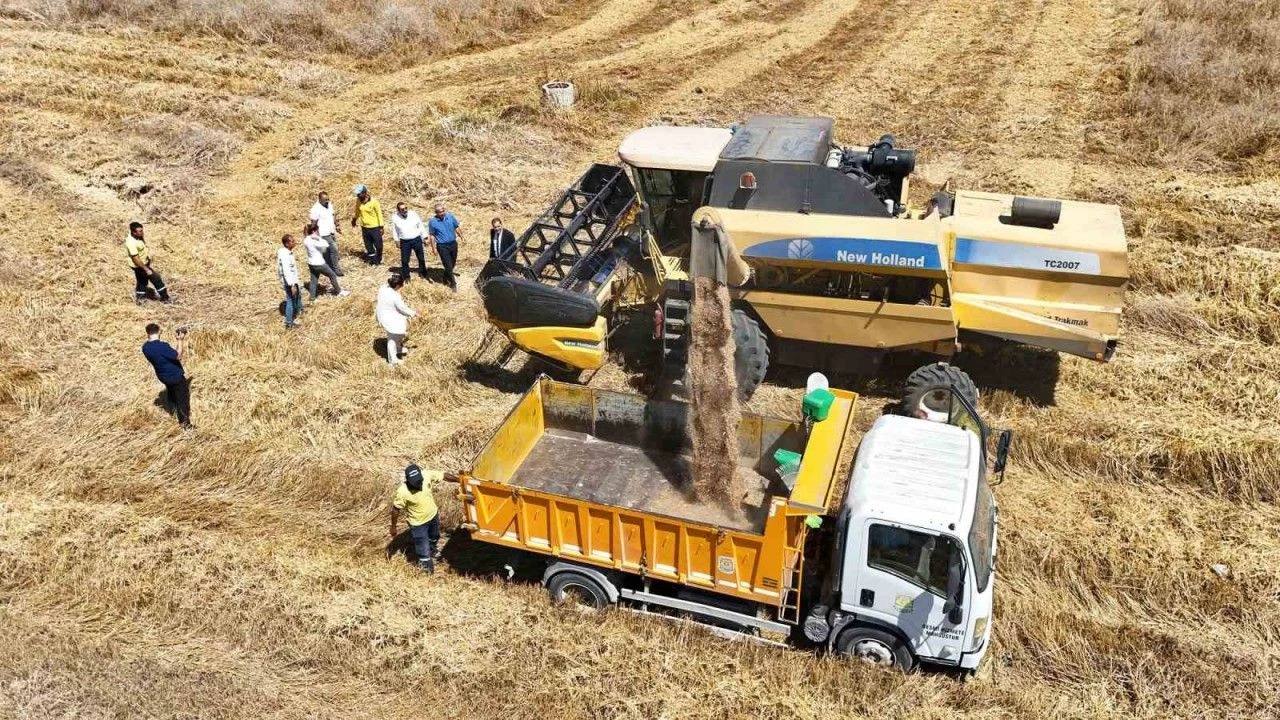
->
xmin=851 ymin=521 xmax=967 ymax=664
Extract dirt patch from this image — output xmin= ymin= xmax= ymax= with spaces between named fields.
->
xmin=687 ymin=277 xmax=742 ymax=505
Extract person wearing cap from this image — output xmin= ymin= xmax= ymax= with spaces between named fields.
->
xmin=141 ymin=322 xmax=191 ymax=429
xmin=125 ymin=222 xmax=171 ymax=303
xmin=427 ymin=202 xmax=463 ymax=291
xmin=350 ymin=184 xmax=385 ymax=265
xmin=277 ymin=233 xmax=304 ymax=329
xmin=308 ymin=190 xmax=344 ymax=276
xmin=390 ymin=463 xmax=443 ymax=574
xmin=489 ymin=217 xmax=517 ymax=260
xmin=391 ymin=202 xmax=429 ymax=282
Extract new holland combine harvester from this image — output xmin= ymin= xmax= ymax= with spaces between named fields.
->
xmin=478 ymin=115 xmax=1128 ymax=414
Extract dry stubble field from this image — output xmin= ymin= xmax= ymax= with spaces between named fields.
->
xmin=1 ymin=0 xmax=1278 ymax=717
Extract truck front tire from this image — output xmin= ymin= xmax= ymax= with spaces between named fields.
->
xmin=547 ymin=570 xmax=610 ymax=610
xmin=836 ymin=625 xmax=915 ymax=672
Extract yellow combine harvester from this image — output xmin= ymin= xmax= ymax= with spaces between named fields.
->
xmin=479 ymin=116 xmax=1127 ymax=413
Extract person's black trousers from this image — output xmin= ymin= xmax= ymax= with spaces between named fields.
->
xmin=132 ymin=263 xmax=169 ymax=301
xmin=409 ymin=515 xmax=440 ymax=572
xmin=437 ymin=241 xmax=458 ymax=289
xmin=399 ymin=236 xmax=428 ymax=279
xmin=163 ymin=378 xmax=191 ymax=428
xmin=361 ymin=226 xmax=384 ymax=265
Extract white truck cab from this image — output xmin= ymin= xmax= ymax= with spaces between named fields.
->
xmin=808 ymin=391 xmax=1002 ymax=672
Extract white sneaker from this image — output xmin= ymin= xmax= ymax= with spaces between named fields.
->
xmin=338 ymin=290 xmax=351 ymax=297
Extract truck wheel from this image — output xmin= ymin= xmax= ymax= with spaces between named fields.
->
xmin=902 ymin=362 xmax=978 ymax=422
xmin=546 ymin=571 xmax=609 ymax=610
xmin=836 ymin=625 xmax=915 ymax=672
xmin=732 ymin=309 xmax=769 ymax=401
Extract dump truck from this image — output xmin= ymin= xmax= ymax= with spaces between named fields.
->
xmin=478 ymin=115 xmax=1128 ymax=417
xmin=456 ymin=376 xmax=1008 ymax=671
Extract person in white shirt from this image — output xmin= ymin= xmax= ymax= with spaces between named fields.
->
xmin=376 ymin=274 xmax=417 ymax=365
xmin=302 ymin=221 xmax=350 ymax=301
xmin=309 ymin=191 xmax=344 ymax=275
xmin=277 ymin=234 xmax=304 ymax=329
xmin=391 ymin=202 xmax=429 ymax=282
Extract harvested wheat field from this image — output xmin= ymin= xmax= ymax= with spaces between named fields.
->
xmin=1 ymin=0 xmax=1278 ymax=716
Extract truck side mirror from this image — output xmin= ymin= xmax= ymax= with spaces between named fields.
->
xmin=993 ymin=429 xmax=1013 ymax=476
xmin=946 ymin=601 xmax=964 ymax=626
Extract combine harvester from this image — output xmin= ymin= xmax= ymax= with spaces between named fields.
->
xmin=455 ymin=375 xmax=1010 ymax=671
xmin=479 ymin=115 xmax=1128 ymax=414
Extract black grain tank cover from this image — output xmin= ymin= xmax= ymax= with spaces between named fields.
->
xmin=482 ymin=276 xmax=601 ymax=329
xmin=707 ymin=115 xmax=891 ymax=218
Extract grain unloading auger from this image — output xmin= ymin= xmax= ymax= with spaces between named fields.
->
xmin=479 ymin=115 xmax=1128 ymax=414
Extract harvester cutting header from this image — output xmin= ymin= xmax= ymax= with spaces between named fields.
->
xmin=479 ymin=115 xmax=1127 ymax=412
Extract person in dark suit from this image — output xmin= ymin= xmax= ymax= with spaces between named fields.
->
xmin=489 ymin=217 xmax=517 ymax=260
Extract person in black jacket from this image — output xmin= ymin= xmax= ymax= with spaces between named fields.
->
xmin=489 ymin=217 xmax=517 ymax=260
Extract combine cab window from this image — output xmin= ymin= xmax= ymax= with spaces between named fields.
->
xmin=867 ymin=524 xmax=963 ymax=599
xmin=634 ymin=168 xmax=707 ymax=253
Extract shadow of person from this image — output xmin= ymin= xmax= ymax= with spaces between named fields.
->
xmin=153 ymin=389 xmax=177 ymax=418
xmin=371 ymin=337 xmax=388 ymax=361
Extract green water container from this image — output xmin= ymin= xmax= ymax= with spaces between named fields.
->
xmin=802 ymin=388 xmax=836 ymax=422
xmin=773 ymin=448 xmax=802 ymax=470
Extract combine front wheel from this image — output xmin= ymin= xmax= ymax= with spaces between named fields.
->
xmin=731 ymin=309 xmax=770 ymax=401
xmin=902 ymin=362 xmax=978 ymax=422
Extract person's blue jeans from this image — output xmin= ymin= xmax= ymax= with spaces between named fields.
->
xmin=283 ymin=285 xmax=304 ymax=327
xmin=409 ymin=515 xmax=440 ymax=572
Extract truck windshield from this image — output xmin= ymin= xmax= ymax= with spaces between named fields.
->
xmin=968 ymin=480 xmax=995 ymax=592
xmin=867 ymin=524 xmax=963 ymax=599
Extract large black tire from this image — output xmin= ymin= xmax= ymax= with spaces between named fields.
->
xmin=731 ymin=309 xmax=770 ymax=401
xmin=835 ymin=625 xmax=916 ymax=672
xmin=902 ymin=362 xmax=978 ymax=421
xmin=546 ymin=571 xmax=609 ymax=610
xmin=482 ymin=276 xmax=600 ymax=329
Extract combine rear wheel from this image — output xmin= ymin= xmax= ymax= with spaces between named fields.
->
xmin=902 ymin=362 xmax=978 ymax=422
xmin=731 ymin=309 xmax=769 ymax=401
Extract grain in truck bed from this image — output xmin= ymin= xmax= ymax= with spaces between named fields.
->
xmin=511 ymin=428 xmax=773 ymax=533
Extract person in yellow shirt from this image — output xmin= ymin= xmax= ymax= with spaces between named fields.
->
xmin=391 ymin=463 xmax=444 ymax=574
xmin=350 ymin=184 xmax=385 ymax=266
xmin=126 ymin=222 xmax=171 ymax=303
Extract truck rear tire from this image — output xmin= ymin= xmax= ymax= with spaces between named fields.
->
xmin=902 ymin=362 xmax=978 ymax=422
xmin=732 ymin=309 xmax=769 ymax=401
xmin=836 ymin=625 xmax=915 ymax=672
xmin=547 ymin=570 xmax=609 ymax=610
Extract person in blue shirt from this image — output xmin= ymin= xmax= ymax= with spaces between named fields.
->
xmin=427 ymin=202 xmax=464 ymax=292
xmin=141 ymin=322 xmax=191 ymax=429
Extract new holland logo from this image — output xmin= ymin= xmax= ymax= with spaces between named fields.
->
xmin=787 ymin=238 xmax=815 ymax=260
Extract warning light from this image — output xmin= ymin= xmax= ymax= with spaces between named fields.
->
xmin=739 ymin=171 xmax=757 ymax=190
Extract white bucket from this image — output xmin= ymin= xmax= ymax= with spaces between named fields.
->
xmin=542 ymin=81 xmax=576 ymax=109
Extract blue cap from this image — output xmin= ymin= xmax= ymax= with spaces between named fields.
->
xmin=353 ymin=184 xmax=367 ymax=196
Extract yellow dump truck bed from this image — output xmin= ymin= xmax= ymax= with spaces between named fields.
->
xmin=458 ymin=377 xmax=857 ymax=614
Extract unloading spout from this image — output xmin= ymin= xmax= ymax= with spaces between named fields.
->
xmin=691 ymin=208 xmax=752 ymax=287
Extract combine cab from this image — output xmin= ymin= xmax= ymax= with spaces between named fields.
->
xmin=478 ymin=115 xmax=1128 ymax=410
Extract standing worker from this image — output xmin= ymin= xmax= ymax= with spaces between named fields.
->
xmin=391 ymin=202 xmax=429 ymax=282
xmin=302 ymin=222 xmax=349 ymax=301
xmin=351 ymin=184 xmax=385 ymax=266
xmin=489 ymin=217 xmax=517 ymax=260
xmin=125 ymin=222 xmax=171 ymax=303
xmin=390 ymin=463 xmax=443 ymax=574
xmin=427 ymin=202 xmax=463 ymax=292
xmin=376 ymin=274 xmax=416 ymax=366
xmin=309 ymin=190 xmax=344 ymax=276
xmin=141 ymin=322 xmax=191 ymax=429
xmin=277 ymin=234 xmax=304 ymax=329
